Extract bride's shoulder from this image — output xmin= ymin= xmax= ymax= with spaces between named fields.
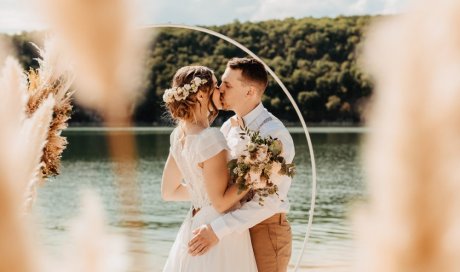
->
xmin=198 ymin=127 xmax=226 ymax=141
xmin=194 ymin=127 xmax=228 ymax=161
xmin=170 ymin=126 xmax=180 ymax=139
xmin=194 ymin=128 xmax=227 ymax=150
xmin=169 ymin=126 xmax=186 ymax=146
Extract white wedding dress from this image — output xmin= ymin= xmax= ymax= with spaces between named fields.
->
xmin=163 ymin=127 xmax=258 ymax=272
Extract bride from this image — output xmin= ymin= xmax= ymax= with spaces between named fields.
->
xmin=161 ymin=65 xmax=258 ymax=271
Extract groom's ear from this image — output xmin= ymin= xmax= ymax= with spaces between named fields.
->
xmin=247 ymin=86 xmax=257 ymax=97
xmin=247 ymin=85 xmax=263 ymax=99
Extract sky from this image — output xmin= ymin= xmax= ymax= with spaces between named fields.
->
xmin=0 ymin=0 xmax=408 ymax=34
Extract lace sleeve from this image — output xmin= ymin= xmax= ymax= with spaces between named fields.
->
xmin=195 ymin=128 xmax=229 ymax=163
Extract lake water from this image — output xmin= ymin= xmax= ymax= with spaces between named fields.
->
xmin=33 ymin=128 xmax=366 ymax=271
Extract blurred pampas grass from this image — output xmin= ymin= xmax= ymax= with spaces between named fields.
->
xmin=356 ymin=0 xmax=460 ymax=271
xmin=0 ymin=57 xmax=40 ymax=272
xmin=58 ymin=191 xmax=129 ymax=272
xmin=0 ymin=57 xmax=28 ymax=128
xmin=0 ymin=54 xmax=127 ymax=272
xmin=41 ymin=0 xmax=145 ymax=119
xmin=0 ymin=38 xmax=74 ymax=199
xmin=9 ymin=39 xmax=76 ymax=211
xmin=39 ymin=0 xmax=149 ymax=270
xmin=0 ymin=37 xmax=15 ymax=67
xmin=0 ymin=54 xmax=60 ymax=270
xmin=21 ymin=95 xmax=56 ymax=211
xmin=1 ymin=0 xmax=149 ymax=270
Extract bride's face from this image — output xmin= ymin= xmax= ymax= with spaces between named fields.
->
xmin=210 ymin=75 xmax=223 ymax=110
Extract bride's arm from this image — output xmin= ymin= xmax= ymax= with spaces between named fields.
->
xmin=161 ymin=153 xmax=190 ymax=201
xmin=202 ymin=150 xmax=249 ymax=213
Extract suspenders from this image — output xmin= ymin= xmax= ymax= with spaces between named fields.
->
xmin=256 ymin=117 xmax=273 ymax=131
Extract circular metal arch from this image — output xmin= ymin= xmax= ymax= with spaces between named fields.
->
xmin=145 ymin=24 xmax=317 ymax=271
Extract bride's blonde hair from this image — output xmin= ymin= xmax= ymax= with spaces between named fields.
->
xmin=164 ymin=66 xmax=218 ymax=123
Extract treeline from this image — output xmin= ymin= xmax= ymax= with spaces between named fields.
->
xmin=3 ymin=15 xmax=375 ymax=126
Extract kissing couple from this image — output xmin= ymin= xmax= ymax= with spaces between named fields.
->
xmin=161 ymin=57 xmax=295 ymax=272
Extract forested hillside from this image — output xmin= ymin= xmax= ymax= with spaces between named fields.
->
xmin=3 ymin=15 xmax=375 ymax=125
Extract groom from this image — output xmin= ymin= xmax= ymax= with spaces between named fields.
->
xmin=188 ymin=57 xmax=295 ymax=271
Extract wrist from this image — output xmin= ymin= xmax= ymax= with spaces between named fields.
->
xmin=210 ymin=217 xmax=231 ymax=240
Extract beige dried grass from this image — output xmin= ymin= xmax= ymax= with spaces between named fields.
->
xmin=39 ymin=1 xmax=149 ymax=270
xmin=355 ymin=0 xmax=460 ymax=271
xmin=0 ymin=58 xmax=55 ymax=272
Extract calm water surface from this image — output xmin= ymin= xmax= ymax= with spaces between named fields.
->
xmin=34 ymin=128 xmax=366 ymax=271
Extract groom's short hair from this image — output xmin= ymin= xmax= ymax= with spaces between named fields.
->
xmin=227 ymin=57 xmax=268 ymax=92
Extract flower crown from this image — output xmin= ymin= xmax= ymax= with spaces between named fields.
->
xmin=163 ymin=77 xmax=208 ymax=104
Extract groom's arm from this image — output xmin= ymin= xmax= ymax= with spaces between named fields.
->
xmin=189 ymin=127 xmax=294 ymax=255
xmin=211 ymin=174 xmax=292 ymax=238
xmin=189 ymin=174 xmax=292 ymax=256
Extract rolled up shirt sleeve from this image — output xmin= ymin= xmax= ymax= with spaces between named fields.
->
xmin=210 ymin=183 xmax=287 ymax=240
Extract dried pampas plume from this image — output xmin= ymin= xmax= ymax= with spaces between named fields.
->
xmin=0 ymin=37 xmax=15 ymax=67
xmin=22 ymin=96 xmax=57 ymax=212
xmin=355 ymin=0 xmax=460 ymax=271
xmin=39 ymin=0 xmax=149 ymax=269
xmin=58 ymin=191 xmax=129 ymax=272
xmin=0 ymin=57 xmax=28 ymax=127
xmin=26 ymin=39 xmax=74 ymax=179
xmin=41 ymin=0 xmax=145 ymax=119
xmin=1 ymin=55 xmax=127 ymax=272
xmin=0 ymin=57 xmax=55 ymax=272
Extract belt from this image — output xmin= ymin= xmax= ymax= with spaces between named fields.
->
xmin=258 ymin=213 xmax=287 ymax=224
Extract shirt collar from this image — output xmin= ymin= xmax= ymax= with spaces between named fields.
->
xmin=242 ymin=102 xmax=264 ymax=127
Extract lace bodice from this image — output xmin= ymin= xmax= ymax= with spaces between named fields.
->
xmin=169 ymin=127 xmax=229 ymax=209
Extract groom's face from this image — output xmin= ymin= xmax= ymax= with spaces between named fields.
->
xmin=220 ymin=67 xmax=247 ymax=111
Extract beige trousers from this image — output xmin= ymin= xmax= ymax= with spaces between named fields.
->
xmin=249 ymin=213 xmax=292 ymax=272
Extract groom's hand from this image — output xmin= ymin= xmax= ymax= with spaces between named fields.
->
xmin=188 ymin=224 xmax=218 ymax=256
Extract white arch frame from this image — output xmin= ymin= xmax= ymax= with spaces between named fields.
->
xmin=145 ymin=24 xmax=317 ymax=271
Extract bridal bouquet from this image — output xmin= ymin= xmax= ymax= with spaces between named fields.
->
xmin=228 ymin=127 xmax=295 ymax=206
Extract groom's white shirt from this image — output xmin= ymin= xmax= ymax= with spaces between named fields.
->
xmin=210 ymin=103 xmax=295 ymax=240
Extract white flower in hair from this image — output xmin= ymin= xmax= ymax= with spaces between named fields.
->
xmin=182 ymin=89 xmax=190 ymax=98
xmin=163 ymin=90 xmax=175 ymax=103
xmin=193 ymin=77 xmax=202 ymax=85
xmin=163 ymin=76 xmax=208 ymax=103
xmin=173 ymin=87 xmax=185 ymax=101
